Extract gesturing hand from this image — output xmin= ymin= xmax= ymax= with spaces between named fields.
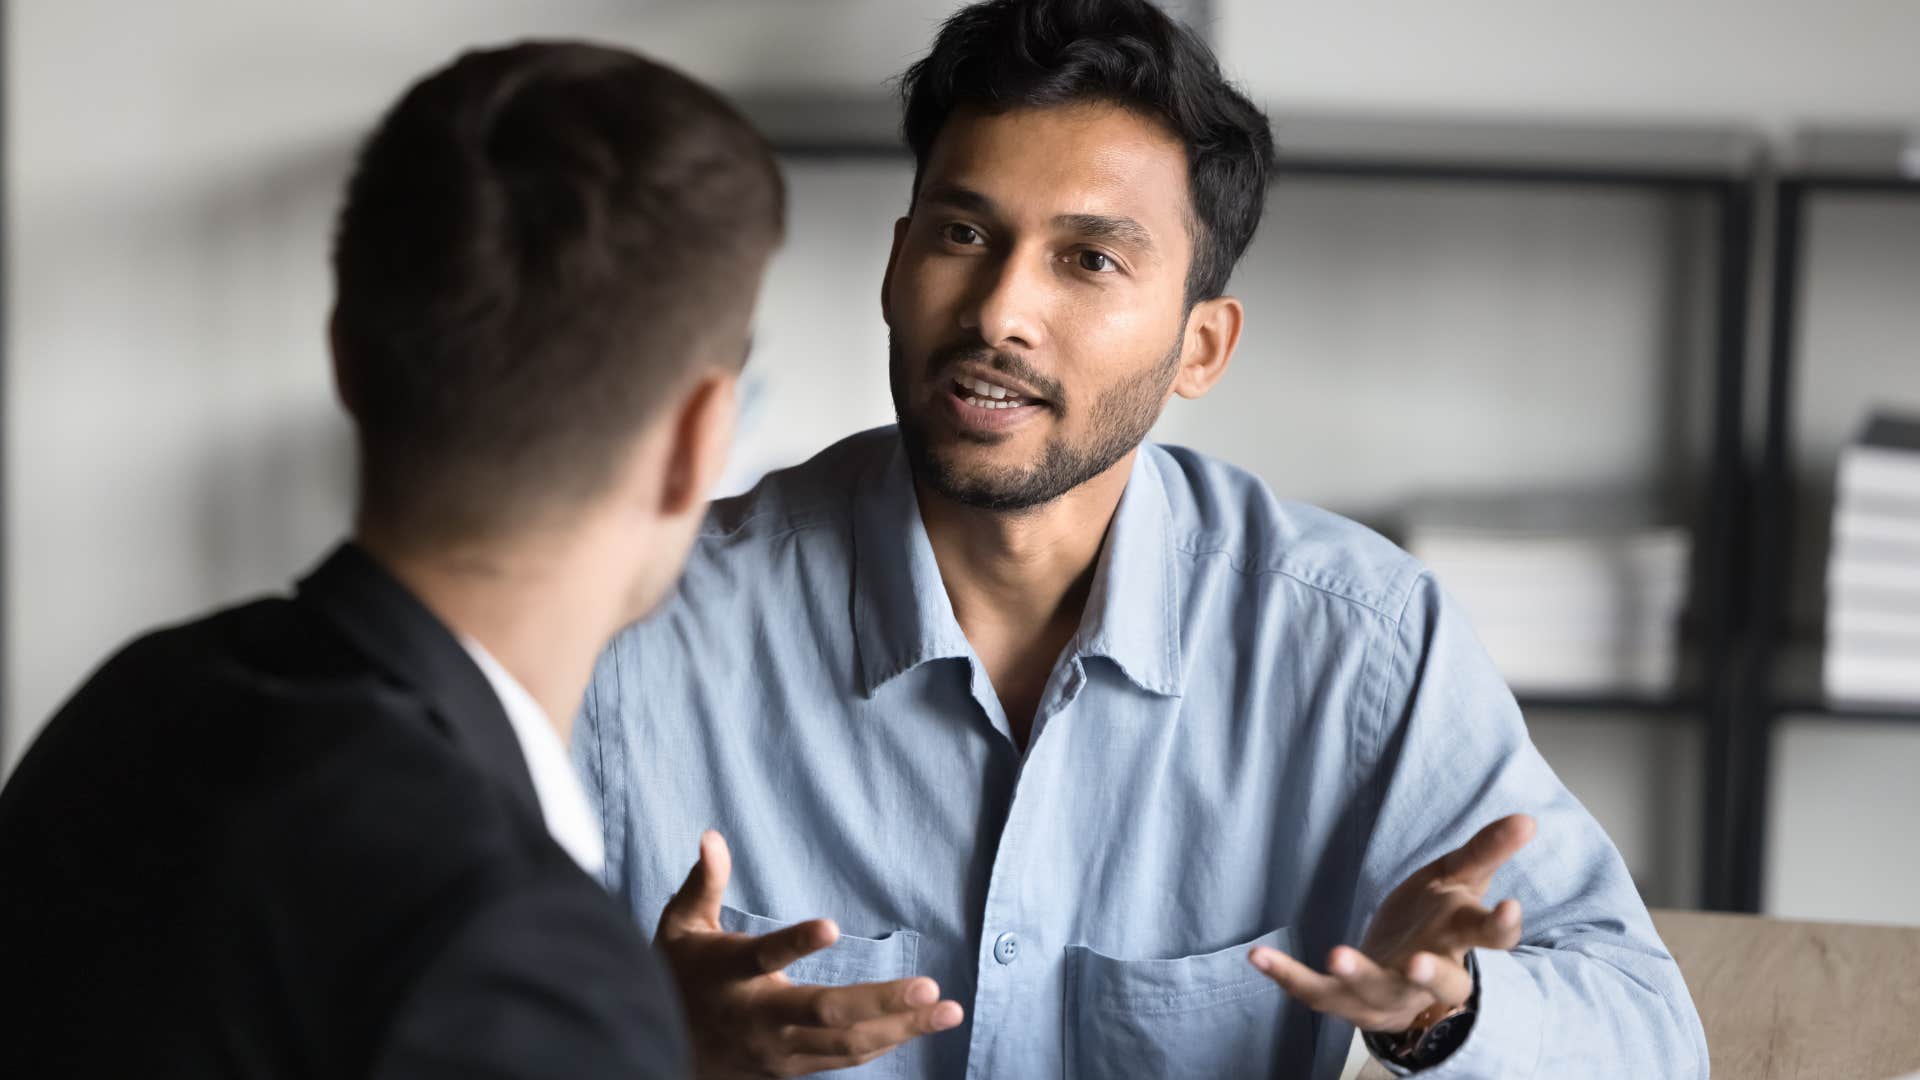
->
xmin=657 ymin=831 xmax=965 ymax=1079
xmin=1247 ymin=814 xmax=1535 ymax=1035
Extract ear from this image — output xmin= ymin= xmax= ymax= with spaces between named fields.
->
xmin=1171 ymin=295 xmax=1243 ymax=401
xmin=328 ymin=307 xmax=361 ymax=419
xmin=660 ymin=372 xmax=739 ymax=519
xmin=880 ymin=216 xmax=910 ymax=328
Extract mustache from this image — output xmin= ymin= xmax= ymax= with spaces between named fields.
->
xmin=927 ymin=341 xmax=1066 ymax=406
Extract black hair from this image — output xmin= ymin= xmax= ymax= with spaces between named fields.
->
xmin=332 ymin=42 xmax=784 ymax=543
xmin=898 ymin=0 xmax=1275 ymax=305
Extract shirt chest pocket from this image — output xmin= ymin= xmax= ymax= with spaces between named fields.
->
xmin=718 ymin=905 xmax=921 ymax=1079
xmin=1065 ymin=925 xmax=1310 ymax=1079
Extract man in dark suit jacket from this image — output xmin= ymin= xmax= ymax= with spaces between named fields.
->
xmin=0 ymin=41 xmax=785 ymax=1078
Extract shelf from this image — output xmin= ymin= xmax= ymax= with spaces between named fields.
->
xmin=1264 ymin=111 xmax=1757 ymax=189
xmin=1783 ymin=127 xmax=1920 ymax=192
xmin=1765 ymin=641 xmax=1920 ymax=722
xmin=743 ymin=94 xmax=908 ymax=161
xmin=1517 ymin=691 xmax=1703 ymax=715
xmin=742 ymin=95 xmax=1763 ymax=189
xmin=1772 ymin=699 xmax=1920 ymax=724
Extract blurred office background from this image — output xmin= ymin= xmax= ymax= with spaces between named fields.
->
xmin=4 ymin=1 xmax=1918 ymax=923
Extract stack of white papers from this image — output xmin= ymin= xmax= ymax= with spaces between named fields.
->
xmin=1824 ymin=412 xmax=1920 ymax=704
xmin=1404 ymin=494 xmax=1690 ymax=696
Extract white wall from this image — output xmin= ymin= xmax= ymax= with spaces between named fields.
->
xmin=7 ymin=1 xmax=1920 ymax=923
xmin=721 ymin=162 xmax=906 ymax=495
xmin=1155 ymin=178 xmax=1710 ymax=521
xmin=1219 ymin=0 xmax=1920 ymax=134
xmin=1766 ymin=718 xmax=1920 ymax=925
xmin=1527 ymin=711 xmax=1705 ymax=907
xmin=3 ymin=0 xmax=968 ymax=771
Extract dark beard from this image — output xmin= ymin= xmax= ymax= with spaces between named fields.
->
xmin=890 ymin=333 xmax=1182 ymax=513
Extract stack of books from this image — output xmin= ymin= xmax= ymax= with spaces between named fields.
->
xmin=1402 ymin=494 xmax=1690 ymax=697
xmin=1824 ymin=413 xmax=1920 ymax=704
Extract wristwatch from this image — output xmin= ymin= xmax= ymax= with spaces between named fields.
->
xmin=1362 ymin=954 xmax=1479 ymax=1071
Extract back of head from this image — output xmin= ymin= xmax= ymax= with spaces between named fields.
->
xmin=332 ymin=41 xmax=785 ymax=546
xmin=898 ymin=0 xmax=1273 ymax=306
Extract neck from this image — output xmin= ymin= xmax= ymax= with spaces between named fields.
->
xmin=918 ymin=448 xmax=1137 ymax=643
xmin=355 ymin=520 xmax=626 ymax=745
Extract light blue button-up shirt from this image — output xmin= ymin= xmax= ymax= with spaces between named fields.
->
xmin=577 ymin=427 xmax=1707 ymax=1079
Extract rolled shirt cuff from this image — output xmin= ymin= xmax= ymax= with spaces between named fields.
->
xmin=1368 ymin=948 xmax=1544 ymax=1077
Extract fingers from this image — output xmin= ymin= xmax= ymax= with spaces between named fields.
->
xmin=1435 ymin=814 xmax=1536 ymax=890
xmin=1480 ymin=898 xmax=1524 ymax=950
xmin=1396 ymin=901 xmax=1520 ymax=1006
xmin=658 ymin=830 xmax=731 ymax=938
xmin=1437 ymin=895 xmax=1522 ymax=948
xmin=1325 ymin=946 xmax=1410 ymax=1013
xmin=1248 ymin=946 xmax=1346 ymax=1004
xmin=745 ymin=919 xmax=839 ymax=978
xmin=777 ymin=997 xmax=965 ymax=1068
xmin=1249 ymin=945 xmax=1429 ymax=1032
xmin=755 ymin=977 xmax=946 ymax=1028
xmin=1400 ymin=950 xmax=1474 ymax=1007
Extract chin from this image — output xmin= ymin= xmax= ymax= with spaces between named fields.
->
xmin=925 ymin=433 xmax=1023 ymax=471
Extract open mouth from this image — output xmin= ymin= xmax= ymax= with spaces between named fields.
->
xmin=951 ymin=373 xmax=1043 ymax=411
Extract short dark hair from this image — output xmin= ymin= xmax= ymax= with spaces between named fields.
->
xmin=898 ymin=0 xmax=1274 ymax=305
xmin=333 ymin=41 xmax=784 ymax=543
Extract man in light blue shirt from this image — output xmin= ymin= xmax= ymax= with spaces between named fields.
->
xmin=578 ymin=0 xmax=1708 ymax=1075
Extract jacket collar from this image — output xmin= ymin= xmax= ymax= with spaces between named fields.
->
xmin=295 ymin=542 xmax=541 ymax=816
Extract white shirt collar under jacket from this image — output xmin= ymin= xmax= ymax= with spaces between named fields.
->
xmin=458 ymin=636 xmax=606 ymax=878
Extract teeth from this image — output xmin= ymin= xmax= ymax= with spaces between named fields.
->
xmin=962 ymin=375 xmax=1018 ymax=401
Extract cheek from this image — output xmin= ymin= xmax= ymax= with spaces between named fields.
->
xmin=891 ymin=251 xmax=965 ymax=330
xmin=1073 ymin=275 xmax=1172 ymax=333
xmin=1058 ymin=294 xmax=1176 ymax=379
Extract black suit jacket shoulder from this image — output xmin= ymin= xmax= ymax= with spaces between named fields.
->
xmin=0 ymin=544 xmax=685 ymax=1079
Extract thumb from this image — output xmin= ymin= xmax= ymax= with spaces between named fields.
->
xmin=658 ymin=829 xmax=731 ymax=939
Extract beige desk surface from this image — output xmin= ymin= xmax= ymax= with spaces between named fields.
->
xmin=1355 ymin=908 xmax=1920 ymax=1080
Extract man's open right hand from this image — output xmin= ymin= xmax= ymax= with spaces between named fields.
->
xmin=656 ymin=830 xmax=965 ymax=1078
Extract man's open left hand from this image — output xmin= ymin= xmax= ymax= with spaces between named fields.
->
xmin=1247 ymin=813 xmax=1535 ymax=1034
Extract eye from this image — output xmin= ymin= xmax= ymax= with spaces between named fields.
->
xmin=1075 ymin=250 xmax=1117 ymax=273
xmin=941 ymin=223 xmax=984 ymax=246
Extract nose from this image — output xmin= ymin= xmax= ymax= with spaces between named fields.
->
xmin=956 ymin=247 xmax=1046 ymax=352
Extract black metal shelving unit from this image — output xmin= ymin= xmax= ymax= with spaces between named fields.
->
xmin=744 ymin=93 xmax=1763 ymax=910
xmin=1257 ymin=119 xmax=1760 ymax=911
xmin=1738 ymin=127 xmax=1920 ymax=913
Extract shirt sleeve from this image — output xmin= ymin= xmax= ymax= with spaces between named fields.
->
xmin=1352 ymin=571 xmax=1708 ymax=1078
xmin=370 ymin=876 xmax=689 ymax=1080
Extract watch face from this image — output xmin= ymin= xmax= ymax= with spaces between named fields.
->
xmin=1413 ymin=1011 xmax=1475 ymax=1064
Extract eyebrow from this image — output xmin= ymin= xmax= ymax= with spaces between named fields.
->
xmin=919 ymin=183 xmax=995 ymax=216
xmin=1052 ymin=212 xmax=1155 ymax=255
xmin=920 ymin=183 xmax=1156 ymax=255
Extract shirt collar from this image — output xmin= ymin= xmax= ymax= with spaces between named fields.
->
xmin=850 ymin=435 xmax=1184 ymax=699
xmin=851 ymin=440 xmax=974 ymax=695
xmin=1072 ymin=446 xmax=1184 ymax=697
xmin=458 ymin=636 xmax=607 ymax=878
